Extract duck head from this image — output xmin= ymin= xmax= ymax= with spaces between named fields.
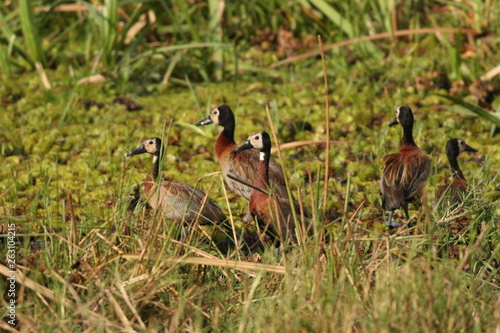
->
xmin=195 ymin=104 xmax=234 ymax=127
xmin=234 ymin=131 xmax=271 ymax=153
xmin=389 ymin=105 xmax=414 ymax=128
xmin=127 ymin=137 xmax=162 ymax=157
xmin=447 ymin=138 xmax=478 ymax=158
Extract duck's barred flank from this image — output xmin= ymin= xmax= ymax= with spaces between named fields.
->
xmin=127 ymin=137 xmax=226 ymax=226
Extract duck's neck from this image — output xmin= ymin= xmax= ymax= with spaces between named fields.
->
xmin=401 ymin=123 xmax=417 ymax=147
xmin=255 ymin=149 xmax=271 ymax=191
xmin=215 ymin=118 xmax=237 ymax=158
xmin=145 ymin=155 xmax=160 ymax=194
xmin=448 ymin=154 xmax=466 ymax=181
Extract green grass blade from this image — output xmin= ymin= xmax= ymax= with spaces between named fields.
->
xmin=0 ymin=44 xmax=9 ymax=74
xmin=19 ymin=0 xmax=46 ymax=67
xmin=307 ymin=0 xmax=355 ymax=38
xmin=307 ymin=0 xmax=380 ymax=55
xmin=103 ymin=0 xmax=118 ymax=69
xmin=209 ymin=0 xmax=224 ymax=81
xmin=129 ymin=42 xmax=232 ymax=63
xmin=436 ymin=93 xmax=500 ymax=127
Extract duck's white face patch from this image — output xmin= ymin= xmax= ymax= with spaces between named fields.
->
xmin=250 ymin=133 xmax=263 ymax=150
xmin=394 ymin=107 xmax=401 ymax=122
xmin=211 ymin=108 xmax=220 ymax=124
xmin=153 ymin=155 xmax=159 ymax=163
xmin=260 ymin=152 xmax=265 ymax=161
xmin=458 ymin=139 xmax=465 ymax=153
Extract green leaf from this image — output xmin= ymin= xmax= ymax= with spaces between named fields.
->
xmin=19 ymin=0 xmax=46 ymax=67
xmin=436 ymin=94 xmax=500 ymax=127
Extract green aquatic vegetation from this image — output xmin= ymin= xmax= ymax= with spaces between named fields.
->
xmin=0 ymin=3 xmax=499 ymax=330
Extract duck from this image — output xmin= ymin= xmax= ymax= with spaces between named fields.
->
xmin=380 ymin=105 xmax=431 ymax=228
xmin=435 ymin=138 xmax=478 ymax=205
xmin=234 ymin=131 xmax=306 ymax=246
xmin=127 ymin=137 xmax=227 ymax=226
xmin=195 ymin=105 xmax=288 ymax=215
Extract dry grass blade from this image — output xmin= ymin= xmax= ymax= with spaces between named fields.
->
xmin=270 ymin=139 xmax=352 ymax=153
xmin=0 ymin=184 xmax=15 ymax=202
xmin=269 ymin=28 xmax=479 ymax=68
xmin=227 ymin=173 xmax=270 ymax=195
xmin=218 ymin=174 xmax=241 ymax=259
xmin=264 ymin=105 xmax=302 ymax=234
xmin=35 ymin=62 xmax=51 ymax=90
xmin=116 ymin=281 xmax=147 ymax=329
xmin=458 ymin=223 xmax=489 ymax=271
xmin=77 ymin=74 xmax=108 ymax=85
xmin=105 ymin=289 xmax=135 ymax=332
xmin=0 ymin=321 xmax=20 ymax=333
xmin=481 ymin=64 xmax=500 ymax=80
xmin=0 ymin=264 xmax=115 ymax=329
xmin=318 ymin=35 xmax=330 ymax=214
xmin=117 ymin=253 xmax=286 ymax=275
xmin=34 ymin=4 xmax=87 ymax=12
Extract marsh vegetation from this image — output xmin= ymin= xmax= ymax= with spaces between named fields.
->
xmin=0 ymin=0 xmax=499 ymax=331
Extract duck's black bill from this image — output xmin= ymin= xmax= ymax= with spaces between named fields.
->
xmin=127 ymin=145 xmax=147 ymax=157
xmin=195 ymin=116 xmax=213 ymax=126
xmin=464 ymin=144 xmax=478 ymax=153
xmin=388 ymin=118 xmax=399 ymax=127
xmin=234 ymin=140 xmax=253 ymax=153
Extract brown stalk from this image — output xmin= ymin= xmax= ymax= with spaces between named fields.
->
xmin=226 ymin=173 xmax=270 ymax=195
xmin=67 ymin=193 xmax=78 ymax=259
xmin=269 ymin=28 xmax=479 ymax=69
xmin=264 ymin=105 xmax=303 ymax=244
xmin=318 ymin=35 xmax=330 ymax=215
xmin=219 ymin=175 xmax=241 ymax=260
xmin=185 ymin=180 xmax=215 ymax=245
xmin=117 ymin=253 xmax=286 ymax=275
xmin=96 ymin=232 xmax=124 ymax=254
xmin=270 ymin=139 xmax=352 ymax=153
xmin=116 ymin=280 xmax=147 ymax=329
xmin=105 ymin=289 xmax=135 ymax=333
xmin=35 ymin=62 xmax=51 ymax=90
xmin=0 ymin=184 xmax=15 ymax=202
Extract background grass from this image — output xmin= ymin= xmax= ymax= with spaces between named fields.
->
xmin=1 ymin=0 xmax=499 ymax=331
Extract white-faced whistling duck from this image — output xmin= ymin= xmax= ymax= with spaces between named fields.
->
xmin=435 ymin=138 xmax=478 ymax=205
xmin=127 ymin=137 xmax=227 ymax=226
xmin=234 ymin=131 xmax=305 ymax=246
xmin=195 ymin=105 xmax=287 ymax=200
xmin=380 ymin=106 xmax=431 ymax=228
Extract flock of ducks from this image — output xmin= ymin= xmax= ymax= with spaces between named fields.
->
xmin=127 ymin=104 xmax=478 ymax=248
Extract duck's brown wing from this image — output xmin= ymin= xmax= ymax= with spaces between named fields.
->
xmin=151 ymin=181 xmax=226 ymax=225
xmin=381 ymin=150 xmax=430 ymax=210
xmin=225 ymin=148 xmax=285 ymax=199
xmin=186 ymin=185 xmax=227 ymax=225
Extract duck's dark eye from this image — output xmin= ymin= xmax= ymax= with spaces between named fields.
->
xmin=255 ymin=136 xmax=260 ymax=140
xmin=213 ymin=110 xmax=218 ymax=114
xmin=149 ymin=140 xmax=153 ymax=145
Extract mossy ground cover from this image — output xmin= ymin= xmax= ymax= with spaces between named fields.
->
xmin=1 ymin=1 xmax=499 ymax=331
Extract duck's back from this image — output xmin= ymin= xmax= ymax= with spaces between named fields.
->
xmin=217 ymin=142 xmax=286 ymax=199
xmin=147 ymin=180 xmax=226 ymax=225
xmin=381 ymin=148 xmax=430 ymax=210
